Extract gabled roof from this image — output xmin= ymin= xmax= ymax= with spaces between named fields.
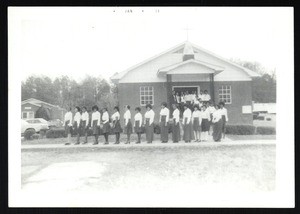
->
xmin=189 ymin=42 xmax=261 ymax=78
xmin=110 ymin=41 xmax=260 ymax=83
xmin=158 ymin=59 xmax=224 ymax=75
xmin=21 ymin=98 xmax=62 ymax=109
xmin=110 ymin=42 xmax=186 ymax=82
xmin=22 ymin=102 xmax=42 ymax=107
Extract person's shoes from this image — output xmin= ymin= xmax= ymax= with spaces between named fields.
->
xmin=114 ymin=141 xmax=120 ymax=144
xmin=82 ymin=142 xmax=88 ymax=144
xmin=74 ymin=142 xmax=80 ymax=145
xmin=65 ymin=143 xmax=71 ymax=145
xmin=104 ymin=142 xmax=109 ymax=145
xmin=124 ymin=141 xmax=129 ymax=144
xmin=92 ymin=142 xmax=98 ymax=145
xmin=194 ymin=140 xmax=198 ymax=142
xmin=135 ymin=141 xmax=140 ymax=144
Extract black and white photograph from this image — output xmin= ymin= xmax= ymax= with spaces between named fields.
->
xmin=8 ymin=7 xmax=294 ymax=207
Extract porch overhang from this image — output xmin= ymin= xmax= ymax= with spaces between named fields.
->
xmin=157 ymin=59 xmax=224 ymax=76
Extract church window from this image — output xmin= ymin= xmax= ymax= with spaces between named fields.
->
xmin=140 ymin=86 xmax=154 ymax=106
xmin=219 ymin=85 xmax=232 ymax=104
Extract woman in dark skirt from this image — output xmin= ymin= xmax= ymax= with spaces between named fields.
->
xmin=111 ymin=106 xmax=122 ymax=144
xmin=172 ymin=104 xmax=181 ymax=143
xmin=134 ymin=107 xmax=143 ymax=144
xmin=81 ymin=106 xmax=89 ymax=144
xmin=73 ymin=106 xmax=82 ymax=145
xmin=212 ymin=104 xmax=223 ymax=142
xmin=207 ymin=102 xmax=216 ymax=135
xmin=192 ymin=105 xmax=202 ymax=142
xmin=102 ymin=108 xmax=110 ymax=144
xmin=219 ymin=102 xmax=229 ymax=139
xmin=123 ymin=105 xmax=133 ymax=144
xmin=64 ymin=107 xmax=73 ymax=145
xmin=91 ymin=105 xmax=101 ymax=145
xmin=183 ymin=104 xmax=193 ymax=143
xmin=200 ymin=104 xmax=211 ymax=142
xmin=144 ymin=104 xmax=155 ymax=143
xmin=159 ymin=102 xmax=170 ymax=143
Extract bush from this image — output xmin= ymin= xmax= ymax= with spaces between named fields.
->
xmin=256 ymin=126 xmax=276 ymax=135
xmin=24 ymin=129 xmax=36 ymax=140
xmin=225 ymin=125 xmax=256 ymax=135
xmin=46 ymin=128 xmax=66 ymax=138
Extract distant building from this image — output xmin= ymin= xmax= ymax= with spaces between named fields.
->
xmin=111 ymin=41 xmax=260 ymax=125
xmin=21 ymin=98 xmax=67 ymax=120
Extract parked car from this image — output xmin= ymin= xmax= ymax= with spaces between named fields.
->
xmin=48 ymin=119 xmax=63 ymax=128
xmin=22 ymin=118 xmax=49 ymax=135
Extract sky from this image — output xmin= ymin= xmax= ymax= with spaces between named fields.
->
xmin=8 ymin=7 xmax=293 ymax=82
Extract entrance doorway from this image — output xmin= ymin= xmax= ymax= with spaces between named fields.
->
xmin=172 ymin=86 xmax=199 ymax=96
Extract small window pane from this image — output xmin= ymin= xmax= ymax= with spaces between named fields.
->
xmin=140 ymin=86 xmax=154 ymax=106
xmin=218 ymin=85 xmax=231 ymax=104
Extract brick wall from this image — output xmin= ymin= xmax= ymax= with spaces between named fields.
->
xmin=118 ymin=82 xmax=167 ymax=125
xmin=214 ymin=81 xmax=253 ymax=125
xmin=117 ymin=81 xmax=253 ymax=125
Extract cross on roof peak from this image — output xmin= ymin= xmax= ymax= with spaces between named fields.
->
xmin=183 ymin=26 xmax=192 ymax=41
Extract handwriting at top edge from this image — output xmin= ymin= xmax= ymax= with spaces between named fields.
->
xmin=123 ymin=9 xmax=159 ymax=13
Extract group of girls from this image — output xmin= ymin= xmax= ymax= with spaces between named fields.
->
xmin=64 ymin=105 xmax=122 ymax=145
xmin=172 ymin=90 xmax=211 ymax=105
xmin=63 ymin=101 xmax=228 ymax=145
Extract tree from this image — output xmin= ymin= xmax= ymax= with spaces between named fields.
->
xmin=230 ymin=59 xmax=276 ymax=103
xmin=35 ymin=104 xmax=51 ymax=121
xmin=22 ymin=74 xmax=118 ymax=113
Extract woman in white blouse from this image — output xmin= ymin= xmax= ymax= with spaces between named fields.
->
xmin=144 ymin=104 xmax=155 ymax=143
xmin=212 ymin=104 xmax=223 ymax=142
xmin=91 ymin=105 xmax=101 ymax=145
xmin=111 ymin=106 xmax=122 ymax=144
xmin=134 ymin=107 xmax=143 ymax=144
xmin=123 ymin=105 xmax=133 ymax=144
xmin=81 ymin=106 xmax=89 ymax=144
xmin=102 ymin=108 xmax=110 ymax=144
xmin=192 ymin=105 xmax=202 ymax=142
xmin=171 ymin=104 xmax=180 ymax=143
xmin=73 ymin=106 xmax=82 ymax=145
xmin=159 ymin=102 xmax=170 ymax=143
xmin=200 ymin=104 xmax=211 ymax=142
xmin=64 ymin=107 xmax=73 ymax=145
xmin=182 ymin=104 xmax=192 ymax=143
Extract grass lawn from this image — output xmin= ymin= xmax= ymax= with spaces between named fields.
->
xmin=22 ymin=132 xmax=276 ymax=145
xmin=22 ymin=144 xmax=276 ymax=194
xmin=227 ymin=134 xmax=276 ymax=141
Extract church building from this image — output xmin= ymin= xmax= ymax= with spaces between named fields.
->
xmin=111 ymin=41 xmax=260 ymax=125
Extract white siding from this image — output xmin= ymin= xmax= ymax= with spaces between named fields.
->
xmin=118 ymin=43 xmax=253 ymax=83
xmin=171 ymin=74 xmax=210 ymax=82
xmin=119 ymin=54 xmax=182 ymax=83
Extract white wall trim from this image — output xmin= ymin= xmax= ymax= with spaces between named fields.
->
xmin=172 ymin=85 xmax=200 ymax=94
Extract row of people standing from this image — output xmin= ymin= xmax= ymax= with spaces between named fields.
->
xmin=64 ymin=106 xmax=122 ymax=145
xmin=63 ymin=101 xmax=228 ymax=145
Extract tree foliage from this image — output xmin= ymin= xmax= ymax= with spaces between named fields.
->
xmin=230 ymin=59 xmax=276 ymax=103
xmin=21 ymin=75 xmax=118 ymax=111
